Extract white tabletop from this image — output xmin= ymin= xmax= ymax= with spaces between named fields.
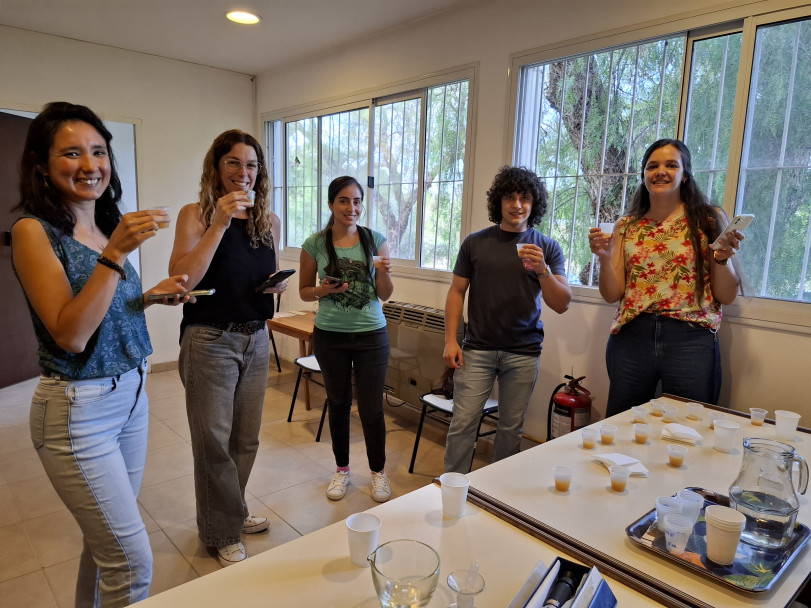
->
xmin=467 ymin=397 xmax=811 ymax=608
xmin=137 ymin=483 xmax=658 ymax=607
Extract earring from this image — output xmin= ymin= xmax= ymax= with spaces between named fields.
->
xmin=43 ymin=175 xmax=51 ymax=188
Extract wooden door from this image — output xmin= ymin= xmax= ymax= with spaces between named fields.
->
xmin=0 ymin=111 xmax=40 ymax=387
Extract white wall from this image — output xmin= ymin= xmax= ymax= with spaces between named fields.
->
xmin=0 ymin=26 xmax=255 ymax=366
xmin=256 ymin=0 xmax=811 ymax=439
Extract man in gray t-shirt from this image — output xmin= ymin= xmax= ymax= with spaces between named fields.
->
xmin=443 ymin=166 xmax=572 ymax=473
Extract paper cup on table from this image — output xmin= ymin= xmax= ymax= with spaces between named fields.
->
xmin=676 ymin=489 xmax=704 ymax=524
xmin=439 ymin=472 xmax=470 ymax=518
xmin=664 ymin=514 xmax=693 ymax=555
xmin=704 ymin=505 xmax=746 ymax=565
xmin=775 ymin=410 xmax=801 ymax=441
xmin=346 ymin=513 xmax=381 ymax=568
xmin=599 ymin=222 xmax=615 ymax=236
xmin=714 ymin=419 xmax=740 ymax=453
xmin=749 ymin=408 xmax=767 ymax=426
xmin=553 ymin=465 xmax=573 ymax=492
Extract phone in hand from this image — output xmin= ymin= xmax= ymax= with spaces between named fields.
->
xmin=710 ymin=214 xmax=754 ymax=250
xmin=145 ymin=289 xmax=215 ymax=301
xmin=324 ymin=275 xmax=344 ymax=285
xmin=255 ymin=269 xmax=296 ymax=292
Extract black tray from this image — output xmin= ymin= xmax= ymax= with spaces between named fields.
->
xmin=625 ymin=487 xmax=811 ymax=593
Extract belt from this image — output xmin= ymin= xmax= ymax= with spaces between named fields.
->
xmin=203 ymin=320 xmax=266 ymax=334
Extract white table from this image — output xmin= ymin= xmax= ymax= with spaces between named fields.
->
xmin=467 ymin=397 xmax=811 ymax=608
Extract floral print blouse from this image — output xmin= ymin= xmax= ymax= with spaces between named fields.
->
xmin=611 ymin=214 xmax=722 ymax=334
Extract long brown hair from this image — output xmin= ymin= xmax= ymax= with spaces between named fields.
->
xmin=321 ymin=176 xmax=376 ymax=279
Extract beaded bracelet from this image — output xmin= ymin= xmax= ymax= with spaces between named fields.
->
xmin=97 ymin=255 xmax=127 ymax=281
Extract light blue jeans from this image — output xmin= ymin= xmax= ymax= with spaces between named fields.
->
xmin=30 ymin=361 xmax=151 ymax=608
xmin=178 ymin=325 xmax=269 ymax=548
xmin=444 ymin=348 xmax=540 ymax=473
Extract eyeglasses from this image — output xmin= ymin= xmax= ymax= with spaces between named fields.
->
xmin=222 ymin=159 xmax=262 ymax=174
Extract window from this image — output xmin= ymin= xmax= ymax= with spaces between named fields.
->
xmin=511 ymin=8 xmax=811 ymax=303
xmin=266 ymin=73 xmax=471 ymax=272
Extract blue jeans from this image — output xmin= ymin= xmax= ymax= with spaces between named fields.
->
xmin=30 ymin=361 xmax=151 ymax=608
xmin=313 ymin=327 xmax=389 ymax=472
xmin=178 ymin=325 xmax=269 ymax=548
xmin=605 ymin=313 xmax=720 ymax=418
xmin=444 ymin=348 xmax=540 ymax=473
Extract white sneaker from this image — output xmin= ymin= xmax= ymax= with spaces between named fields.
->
xmin=327 ymin=470 xmax=350 ymax=500
xmin=242 ymin=515 xmax=270 ymax=534
xmin=217 ymin=542 xmax=247 ymax=567
xmin=371 ymin=471 xmax=391 ymax=503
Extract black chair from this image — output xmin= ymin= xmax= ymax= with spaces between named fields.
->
xmin=286 ymin=355 xmax=329 ymax=441
xmin=409 ymin=393 xmax=499 ymax=473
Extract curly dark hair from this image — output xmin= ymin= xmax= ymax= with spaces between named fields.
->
xmin=486 ymin=166 xmax=548 ymax=227
xmin=14 ymin=101 xmax=123 ymax=237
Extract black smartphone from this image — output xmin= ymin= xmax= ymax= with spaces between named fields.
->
xmin=255 ymin=269 xmax=296 ymax=292
xmin=145 ymin=289 xmax=215 ymax=301
xmin=324 ymin=275 xmax=343 ymax=285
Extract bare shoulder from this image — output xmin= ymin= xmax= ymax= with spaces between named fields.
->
xmin=11 ymin=216 xmax=47 ymax=242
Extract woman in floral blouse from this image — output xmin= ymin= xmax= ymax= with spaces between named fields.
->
xmin=589 ymin=139 xmax=743 ymax=417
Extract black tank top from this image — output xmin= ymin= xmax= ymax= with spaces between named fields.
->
xmin=181 ymin=218 xmax=276 ymax=336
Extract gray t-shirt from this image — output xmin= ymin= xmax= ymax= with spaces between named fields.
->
xmin=453 ymin=225 xmax=566 ymax=355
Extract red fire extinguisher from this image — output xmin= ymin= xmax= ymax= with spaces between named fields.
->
xmin=547 ymin=375 xmax=592 ymax=441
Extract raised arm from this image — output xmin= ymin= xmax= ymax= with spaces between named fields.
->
xmin=589 ymin=220 xmax=626 ymax=303
xmin=708 ymin=209 xmax=742 ymax=306
xmin=374 ymin=242 xmax=394 ymax=301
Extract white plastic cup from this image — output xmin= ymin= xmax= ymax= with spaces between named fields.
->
xmin=246 ymin=190 xmax=255 ymax=206
xmin=633 ymin=423 xmax=651 ymax=444
xmin=655 ymin=496 xmax=682 ymax=531
xmin=553 ymin=465 xmax=573 ymax=493
xmin=581 ymin=428 xmax=598 ymax=449
xmin=708 ymin=411 xmax=726 ymax=430
xmin=515 ymin=244 xmax=534 ymax=271
xmin=685 ymin=402 xmax=704 ymax=421
xmin=372 ymin=255 xmax=382 ymax=268
xmin=664 ymin=513 xmax=693 ymax=555
xmin=676 ymin=489 xmax=704 ymax=524
xmin=346 ymin=513 xmax=381 ymax=568
xmin=714 ymin=419 xmax=740 ymax=453
xmin=667 ymin=444 xmax=688 ymax=468
xmin=151 ymin=205 xmax=171 ymax=229
xmin=609 ymin=465 xmax=630 ymax=492
xmin=662 ymin=404 xmax=679 ymax=423
xmin=600 ymin=423 xmax=617 ymax=446
xmin=749 ymin=407 xmax=768 ymax=426
xmin=775 ymin=410 xmax=801 ymax=441
xmin=650 ymin=400 xmax=665 ymax=417
xmin=704 ymin=505 xmax=746 ymax=565
xmin=599 ymin=222 xmax=615 ymax=236
xmin=439 ymin=472 xmax=470 ymax=518
xmin=631 ymin=406 xmax=648 ymax=424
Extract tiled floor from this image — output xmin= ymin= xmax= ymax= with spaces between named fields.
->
xmin=0 ymin=361 xmax=493 ymax=607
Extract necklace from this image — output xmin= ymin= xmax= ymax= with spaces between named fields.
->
xmin=77 ymin=224 xmax=108 ymax=252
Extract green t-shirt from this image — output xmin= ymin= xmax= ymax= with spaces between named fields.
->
xmin=301 ymin=229 xmax=387 ymax=333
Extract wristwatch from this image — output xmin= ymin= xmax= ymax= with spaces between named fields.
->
xmin=537 ymin=264 xmax=552 ymax=278
xmin=712 ymin=250 xmax=729 ymax=266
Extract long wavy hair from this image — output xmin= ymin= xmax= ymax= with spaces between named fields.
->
xmin=14 ymin=101 xmax=123 ymax=237
xmin=321 ymin=176 xmax=376 ymax=279
xmin=486 ymin=166 xmax=548 ymax=227
xmin=626 ymin=139 xmax=726 ymax=300
xmin=198 ymin=130 xmax=272 ymax=248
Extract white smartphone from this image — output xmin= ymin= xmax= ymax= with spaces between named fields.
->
xmin=710 ymin=214 xmax=754 ymax=250
xmin=145 ymin=289 xmax=215 ymax=301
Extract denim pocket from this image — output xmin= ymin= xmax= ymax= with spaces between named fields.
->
xmin=67 ymin=378 xmax=116 ymax=405
xmin=191 ymin=326 xmax=226 ymax=344
xmin=30 ymin=397 xmax=47 ymax=449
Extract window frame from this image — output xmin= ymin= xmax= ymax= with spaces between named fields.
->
xmin=504 ymin=1 xmax=811 ymax=333
xmin=261 ymin=63 xmax=478 ymax=283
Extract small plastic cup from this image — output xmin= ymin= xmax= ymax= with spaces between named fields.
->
xmin=662 ymin=405 xmax=679 ymax=423
xmin=749 ymin=408 xmax=767 ymax=426
xmin=704 ymin=505 xmax=746 ymax=565
xmin=775 ymin=410 xmax=801 ymax=441
xmin=685 ymin=402 xmax=704 ymax=421
xmin=650 ymin=400 xmax=665 ymax=417
xmin=600 ymin=423 xmax=617 ymax=446
xmin=346 ymin=513 xmax=381 ymax=568
xmin=676 ymin=489 xmax=704 ymax=524
xmin=633 ymin=423 xmax=651 ymax=445
xmin=515 ymin=244 xmax=534 ymax=271
xmin=439 ymin=472 xmax=470 ymax=518
xmin=667 ymin=444 xmax=688 ymax=468
xmin=372 ymin=255 xmax=383 ymax=268
xmin=609 ymin=465 xmax=630 ymax=492
xmin=581 ymin=428 xmax=598 ymax=450
xmin=663 ymin=513 xmax=694 ymax=555
xmin=553 ymin=465 xmax=573 ymax=493
xmin=246 ymin=190 xmax=255 ymax=206
xmin=655 ymin=496 xmax=682 ymax=531
xmin=151 ymin=205 xmax=171 ymax=229
xmin=599 ymin=222 xmax=615 ymax=236
xmin=631 ymin=406 xmax=648 ymax=424
xmin=714 ymin=419 xmax=740 ymax=453
xmin=708 ymin=411 xmax=726 ymax=430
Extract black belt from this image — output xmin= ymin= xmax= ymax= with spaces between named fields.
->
xmin=203 ymin=320 xmax=266 ymax=334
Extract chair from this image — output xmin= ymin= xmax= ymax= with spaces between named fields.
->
xmin=287 ymin=355 xmax=328 ymax=442
xmin=409 ymin=392 xmax=499 ymax=473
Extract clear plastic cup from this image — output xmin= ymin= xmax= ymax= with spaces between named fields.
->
xmin=609 ymin=465 xmax=630 ymax=492
xmin=633 ymin=423 xmax=651 ymax=445
xmin=600 ymin=423 xmax=617 ymax=446
xmin=439 ymin=472 xmax=470 ymax=518
xmin=662 ymin=404 xmax=679 ymax=423
xmin=676 ymin=489 xmax=704 ymax=524
xmin=581 ymin=428 xmax=598 ymax=450
xmin=667 ymin=444 xmax=687 ymax=468
xmin=553 ymin=465 xmax=573 ymax=492
xmin=775 ymin=410 xmax=801 ymax=441
xmin=151 ymin=205 xmax=171 ymax=229
xmin=515 ymin=244 xmax=534 ymax=271
xmin=346 ymin=513 xmax=381 ymax=568
xmin=246 ymin=190 xmax=255 ymax=206
xmin=686 ymin=402 xmax=704 ymax=421
xmin=708 ymin=411 xmax=726 ymax=430
xmin=631 ymin=406 xmax=648 ymax=424
xmin=655 ymin=496 xmax=682 ymax=531
xmin=714 ymin=419 xmax=740 ymax=453
xmin=650 ymin=400 xmax=665 ymax=417
xmin=663 ymin=513 xmax=693 ymax=555
xmin=372 ymin=255 xmax=383 ymax=268
xmin=704 ymin=505 xmax=746 ymax=565
xmin=749 ymin=408 xmax=767 ymax=426
xmin=599 ymin=222 xmax=615 ymax=236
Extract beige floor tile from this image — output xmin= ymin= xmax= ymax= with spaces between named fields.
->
xmin=146 ymin=417 xmax=187 ymax=451
xmin=140 ymin=442 xmax=195 ymax=488
xmin=0 ymin=446 xmax=46 ymax=486
xmin=0 ymin=423 xmax=33 ymax=455
xmin=147 ymin=530 xmax=198 ymax=595
xmin=0 ymin=570 xmax=58 ymax=608
xmin=7 ymin=475 xmax=67 ymax=520
xmin=138 ymin=474 xmax=197 ymax=529
xmin=161 ymin=415 xmax=191 ymax=441
xmin=42 ymin=558 xmax=79 ymax=608
xmin=23 ymin=510 xmax=83 ymax=568
xmin=140 ymin=503 xmax=160 ymax=534
xmin=246 ymin=446 xmax=331 ymax=496
xmin=0 ymin=377 xmax=37 ymax=409
xmin=0 ymin=488 xmax=22 ymax=526
xmin=0 ymin=401 xmax=31 ymax=427
xmin=160 ymin=519 xmax=221 ymax=578
xmin=0 ymin=523 xmax=40 ymax=582
xmin=147 ymin=395 xmax=189 ymax=422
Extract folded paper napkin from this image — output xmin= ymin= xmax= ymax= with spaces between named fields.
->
xmin=593 ymin=453 xmax=649 ymax=477
xmin=661 ymin=423 xmax=703 ymax=445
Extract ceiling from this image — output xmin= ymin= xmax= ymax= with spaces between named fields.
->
xmin=0 ymin=0 xmax=476 ymax=75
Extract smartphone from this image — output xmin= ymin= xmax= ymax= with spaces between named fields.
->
xmin=710 ymin=214 xmax=754 ymax=250
xmin=324 ymin=275 xmax=344 ymax=285
xmin=255 ymin=269 xmax=296 ymax=292
xmin=146 ymin=289 xmax=215 ymax=301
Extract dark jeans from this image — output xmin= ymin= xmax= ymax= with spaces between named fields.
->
xmin=605 ymin=313 xmax=720 ymax=418
xmin=313 ymin=327 xmax=390 ymax=472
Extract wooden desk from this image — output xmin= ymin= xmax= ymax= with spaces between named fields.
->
xmin=267 ymin=312 xmax=315 ymax=410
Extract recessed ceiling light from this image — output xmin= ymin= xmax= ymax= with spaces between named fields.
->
xmin=226 ymin=11 xmax=261 ymax=25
